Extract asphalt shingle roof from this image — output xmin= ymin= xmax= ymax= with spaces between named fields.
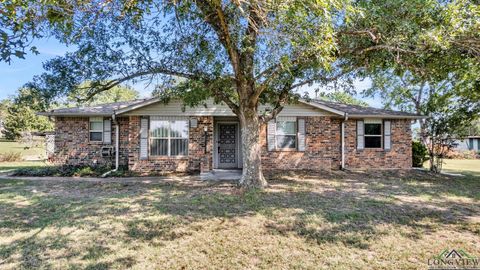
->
xmin=38 ymin=99 xmax=149 ymax=116
xmin=309 ymin=99 xmax=423 ymax=118
xmin=39 ymin=98 xmax=424 ymax=118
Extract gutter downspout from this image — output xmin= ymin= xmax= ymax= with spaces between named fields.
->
xmin=113 ymin=113 xmax=119 ymax=171
xmin=341 ymin=112 xmax=349 ymax=170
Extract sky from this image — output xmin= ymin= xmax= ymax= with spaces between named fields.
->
xmin=0 ymin=38 xmax=381 ymax=107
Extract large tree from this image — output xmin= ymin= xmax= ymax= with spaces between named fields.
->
xmin=2 ymin=0 xmax=479 ymax=187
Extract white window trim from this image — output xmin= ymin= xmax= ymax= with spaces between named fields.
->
xmin=149 ymin=118 xmax=189 ymax=156
xmin=89 ymin=117 xmax=104 ymax=142
xmin=364 ymin=119 xmax=383 ymax=149
xmin=275 ymin=117 xmax=298 ymax=150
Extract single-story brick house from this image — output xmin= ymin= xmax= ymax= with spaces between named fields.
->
xmin=39 ymin=98 xmax=424 ymax=173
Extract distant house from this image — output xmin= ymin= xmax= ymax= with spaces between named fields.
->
xmin=452 ymin=136 xmax=480 ymax=152
xmin=38 ymin=98 xmax=424 ymax=174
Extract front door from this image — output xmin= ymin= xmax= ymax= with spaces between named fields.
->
xmin=217 ymin=123 xmax=238 ymax=169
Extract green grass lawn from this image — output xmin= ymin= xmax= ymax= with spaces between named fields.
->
xmin=0 ymin=161 xmax=51 ymax=174
xmin=0 ymin=140 xmax=46 ymax=160
xmin=441 ymin=159 xmax=480 ymax=177
xmin=0 ymin=170 xmax=479 ymax=269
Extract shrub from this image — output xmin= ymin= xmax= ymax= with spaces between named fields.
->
xmin=13 ymin=166 xmax=60 ymax=177
xmin=73 ymin=166 xmax=95 ymax=177
xmin=412 ymin=141 xmax=428 ymax=167
xmin=12 ymin=165 xmax=112 ymax=177
xmin=0 ymin=151 xmax=23 ymax=162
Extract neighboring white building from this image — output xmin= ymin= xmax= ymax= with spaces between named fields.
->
xmin=453 ymin=136 xmax=480 ymax=152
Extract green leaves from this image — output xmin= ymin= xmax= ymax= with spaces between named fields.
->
xmin=14 ymin=50 xmax=25 ymax=59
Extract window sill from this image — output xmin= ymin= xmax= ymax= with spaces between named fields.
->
xmin=147 ymin=156 xmax=189 ymax=160
xmin=272 ymin=148 xmax=302 ymax=152
xmin=357 ymin=148 xmax=385 ymax=152
xmin=89 ymin=141 xmax=104 ymax=145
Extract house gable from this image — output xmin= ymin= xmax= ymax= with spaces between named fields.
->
xmin=117 ymin=98 xmax=336 ymax=117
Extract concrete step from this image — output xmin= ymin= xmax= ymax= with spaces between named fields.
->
xmin=200 ymin=169 xmax=242 ymax=181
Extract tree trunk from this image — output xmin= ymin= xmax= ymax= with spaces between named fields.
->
xmin=429 ymin=135 xmax=436 ymax=172
xmin=238 ymin=107 xmax=267 ymax=189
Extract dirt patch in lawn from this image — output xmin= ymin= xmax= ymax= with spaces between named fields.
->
xmin=0 ymin=170 xmax=479 ymax=269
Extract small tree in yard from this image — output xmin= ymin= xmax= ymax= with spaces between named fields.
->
xmin=2 ymin=1 xmax=479 ymax=187
xmin=2 ymin=88 xmax=54 ymax=140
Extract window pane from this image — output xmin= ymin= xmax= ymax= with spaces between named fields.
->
xmin=90 ymin=132 xmax=103 ymax=141
xmin=365 ymin=123 xmax=381 ymax=135
xmin=90 ymin=122 xmax=103 ymax=131
xmin=170 ymin=120 xmax=188 ymax=138
xmin=170 ymin=139 xmax=188 ymax=156
xmin=276 ymin=121 xmax=296 ymax=135
xmin=365 ymin=136 xmax=382 ymax=148
xmin=150 ymin=120 xmax=169 ymax=138
xmin=276 ymin=135 xmax=296 ymax=149
xmin=150 ymin=139 xmax=168 ymax=155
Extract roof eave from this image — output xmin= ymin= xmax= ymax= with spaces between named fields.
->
xmin=298 ymin=99 xmax=345 ymax=116
xmin=114 ymin=97 xmax=160 ymax=115
xmin=36 ymin=112 xmax=112 ymax=117
xmin=347 ymin=114 xmax=427 ymax=119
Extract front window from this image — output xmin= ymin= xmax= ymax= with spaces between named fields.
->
xmin=364 ymin=120 xmax=382 ymax=148
xmin=150 ymin=117 xmax=189 ymax=156
xmin=276 ymin=118 xmax=297 ymax=149
xmin=89 ymin=117 xmax=103 ymax=142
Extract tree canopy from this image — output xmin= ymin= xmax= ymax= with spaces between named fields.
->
xmin=318 ymin=91 xmax=368 ymax=107
xmin=66 ymin=82 xmax=140 ymax=106
xmin=1 ymin=0 xmax=479 ymax=187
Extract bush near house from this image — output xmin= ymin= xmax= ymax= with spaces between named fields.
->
xmin=412 ymin=141 xmax=429 ymax=167
xmin=12 ymin=165 xmax=114 ymax=177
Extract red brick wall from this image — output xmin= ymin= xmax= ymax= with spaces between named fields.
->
xmin=260 ymin=116 xmax=342 ymax=171
xmin=53 ymin=115 xmax=412 ymax=172
xmin=53 ymin=116 xmax=129 ymax=166
xmin=344 ymin=119 xmax=412 ymax=169
xmin=127 ymin=116 xmax=214 ymax=174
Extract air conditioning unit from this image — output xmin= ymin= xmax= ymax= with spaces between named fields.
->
xmin=101 ymin=146 xmax=115 ymax=157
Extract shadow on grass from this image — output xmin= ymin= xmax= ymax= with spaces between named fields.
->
xmin=0 ymin=170 xmax=479 ymax=268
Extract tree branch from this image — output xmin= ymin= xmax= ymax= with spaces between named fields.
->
xmin=196 ymin=1 xmax=241 ymax=77
xmin=354 ymin=45 xmax=418 ymax=55
xmin=259 ymin=84 xmax=291 ymax=123
xmin=78 ymin=67 xmax=197 ymax=101
xmin=338 ymin=29 xmax=380 ymax=43
xmin=288 ymin=70 xmax=351 ymax=91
